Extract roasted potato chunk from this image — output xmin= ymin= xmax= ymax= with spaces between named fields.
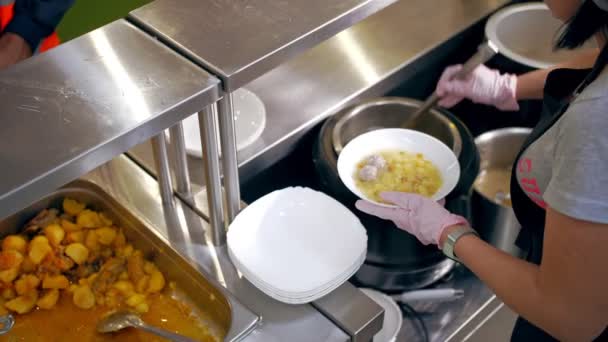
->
xmin=113 ymin=230 xmax=126 ymax=248
xmin=2 ymin=235 xmax=27 ymax=254
xmin=84 ymin=231 xmax=100 ymax=252
xmin=147 ymin=271 xmax=165 ymax=293
xmin=0 ymin=268 xmax=19 ymax=283
xmin=28 ymin=236 xmax=52 ymax=265
xmin=76 ymin=210 xmax=101 ymax=229
xmin=98 ymin=213 xmax=113 ymax=227
xmin=73 ymin=285 xmax=95 ymax=309
xmin=15 ymin=274 xmax=40 ymax=296
xmin=1 ymin=288 xmax=16 ymax=300
xmin=127 ymin=251 xmax=145 ymax=285
xmin=112 ymin=280 xmax=135 ymax=296
xmin=125 ymin=293 xmax=146 ymax=307
xmin=0 ymin=250 xmax=23 ymax=270
xmin=135 ymin=276 xmax=150 ymax=294
xmin=65 ymin=243 xmax=89 ymax=265
xmin=95 ymin=227 xmax=117 ymax=245
xmin=20 ymin=257 xmax=36 ymax=273
xmin=37 ymin=289 xmax=59 ymax=309
xmin=65 ymin=231 xmax=85 ymax=244
xmin=44 ymin=224 xmax=65 ymax=247
xmin=42 ymin=275 xmax=69 ymax=289
xmin=5 ymin=292 xmax=38 ymax=314
xmin=116 ymin=244 xmax=134 ymax=258
xmin=63 ymin=198 xmax=85 ymax=216
xmin=60 ymin=219 xmax=81 ymax=232
xmin=135 ymin=302 xmax=149 ymax=313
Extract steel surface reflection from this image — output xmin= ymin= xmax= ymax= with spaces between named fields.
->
xmin=91 ymin=30 xmax=150 ymax=119
xmin=335 ymin=30 xmax=380 ymax=84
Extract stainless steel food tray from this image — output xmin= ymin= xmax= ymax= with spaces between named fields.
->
xmin=0 ymin=179 xmax=258 ymax=341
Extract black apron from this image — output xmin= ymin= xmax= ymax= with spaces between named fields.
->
xmin=509 ymin=47 xmax=608 ymax=341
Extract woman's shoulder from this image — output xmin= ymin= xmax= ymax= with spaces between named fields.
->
xmin=574 ymin=65 xmax=608 ymax=102
xmin=561 ymin=69 xmax=608 ymax=134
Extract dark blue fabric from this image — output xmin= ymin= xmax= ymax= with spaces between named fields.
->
xmin=3 ymin=0 xmax=74 ymax=50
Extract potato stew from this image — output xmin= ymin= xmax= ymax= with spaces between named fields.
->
xmin=0 ymin=198 xmax=216 ymax=341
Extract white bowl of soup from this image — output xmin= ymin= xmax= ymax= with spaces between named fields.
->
xmin=337 ymin=128 xmax=460 ymax=207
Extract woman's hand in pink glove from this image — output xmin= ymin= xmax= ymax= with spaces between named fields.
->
xmin=435 ymin=64 xmax=519 ymax=111
xmin=355 ymin=192 xmax=469 ymax=246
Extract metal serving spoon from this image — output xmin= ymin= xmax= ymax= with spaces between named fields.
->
xmin=0 ymin=314 xmax=14 ymax=335
xmin=97 ymin=311 xmax=198 ymax=342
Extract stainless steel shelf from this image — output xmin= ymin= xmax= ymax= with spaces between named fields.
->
xmin=129 ymin=0 xmax=509 ymax=188
xmin=0 ymin=19 xmax=220 ymax=220
xmin=129 ymin=0 xmax=396 ymax=91
xmin=128 ymin=0 xmax=398 ymax=229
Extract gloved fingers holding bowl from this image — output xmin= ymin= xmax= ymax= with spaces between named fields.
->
xmin=350 ymin=62 xmax=523 ymax=250
xmin=355 ymin=192 xmax=467 ymax=247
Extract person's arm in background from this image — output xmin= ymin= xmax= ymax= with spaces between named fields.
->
xmin=0 ymin=0 xmax=75 ymax=69
xmin=436 ymin=48 xmax=600 ymax=108
xmin=517 ymin=48 xmax=599 ymax=99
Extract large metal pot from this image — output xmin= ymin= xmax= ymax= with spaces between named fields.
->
xmin=331 ymin=97 xmax=462 ymax=156
xmin=472 ymin=127 xmax=531 ymax=258
xmin=313 ymin=97 xmax=479 ymax=291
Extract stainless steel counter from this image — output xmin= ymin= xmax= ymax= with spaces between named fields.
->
xmin=129 ymin=0 xmax=509 ymax=190
xmin=88 ymin=154 xmax=505 ymax=342
xmin=0 ymin=19 xmax=220 ymax=220
xmin=163 ymin=162 xmax=505 ymax=341
xmin=84 ymin=155 xmax=351 ymax=342
xmin=396 ymin=266 xmax=499 ymax=342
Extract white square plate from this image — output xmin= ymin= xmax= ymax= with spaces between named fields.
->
xmin=228 ymin=187 xmax=367 ymax=297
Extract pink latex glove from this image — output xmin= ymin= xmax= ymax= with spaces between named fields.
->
xmin=355 ymin=192 xmax=468 ymax=246
xmin=435 ymin=64 xmax=519 ymax=111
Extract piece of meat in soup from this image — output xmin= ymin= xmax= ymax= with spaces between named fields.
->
xmin=358 ymin=165 xmax=378 ymax=182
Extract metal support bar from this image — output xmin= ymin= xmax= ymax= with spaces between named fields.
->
xmin=312 ymin=283 xmax=384 ymax=342
xmin=151 ymin=133 xmax=174 ymax=205
xmin=198 ymin=105 xmax=226 ymax=245
xmin=168 ymin=122 xmax=192 ymax=196
xmin=217 ymin=93 xmax=241 ymax=222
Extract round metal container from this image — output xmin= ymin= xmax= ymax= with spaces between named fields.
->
xmin=313 ymin=97 xmax=479 ymax=291
xmin=485 ymin=3 xmax=595 ymax=70
xmin=332 ymin=97 xmax=462 ymax=156
xmin=472 ymin=127 xmax=531 ymax=258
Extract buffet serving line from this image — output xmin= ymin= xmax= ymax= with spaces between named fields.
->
xmin=0 ymin=0 xmax=513 ymax=341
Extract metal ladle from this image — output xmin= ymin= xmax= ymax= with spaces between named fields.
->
xmin=97 ymin=311 xmax=198 ymax=342
xmin=401 ymin=40 xmax=499 ymax=129
xmin=0 ymin=314 xmax=14 ymax=335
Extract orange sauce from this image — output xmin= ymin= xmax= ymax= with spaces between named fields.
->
xmin=1 ymin=292 xmax=217 ymax=342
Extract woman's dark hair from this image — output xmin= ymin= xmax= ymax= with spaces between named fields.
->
xmin=556 ymin=0 xmax=608 ymax=49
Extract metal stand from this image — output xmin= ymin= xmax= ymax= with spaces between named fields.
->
xmin=153 ymin=104 xmax=229 ymax=246
xmin=168 ymin=122 xmax=192 ymax=196
xmin=151 ymin=133 xmax=174 ymax=205
xmin=217 ymin=92 xmax=241 ymax=222
xmin=198 ymin=104 xmax=227 ymax=245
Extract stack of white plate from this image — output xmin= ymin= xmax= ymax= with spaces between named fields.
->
xmin=227 ymin=187 xmax=368 ymax=304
